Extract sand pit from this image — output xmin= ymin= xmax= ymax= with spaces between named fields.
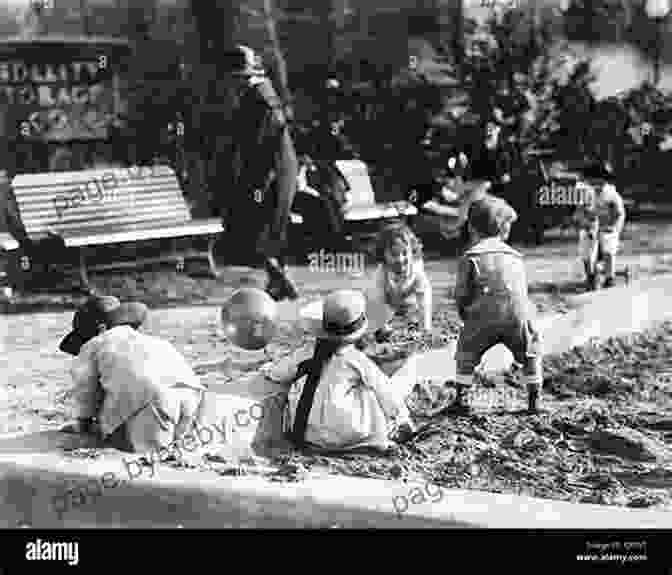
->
xmin=1 ymin=275 xmax=671 ymax=527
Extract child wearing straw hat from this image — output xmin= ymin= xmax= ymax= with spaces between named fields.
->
xmin=285 ymin=289 xmax=415 ymax=452
xmin=59 ymin=295 xmax=206 ymax=453
xmin=451 ymin=195 xmax=543 ymax=414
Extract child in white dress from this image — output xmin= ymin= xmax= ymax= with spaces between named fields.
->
xmin=369 ymin=224 xmax=432 ymax=342
xmin=285 ymin=289 xmax=415 ymax=452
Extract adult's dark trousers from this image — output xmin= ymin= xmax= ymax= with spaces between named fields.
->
xmin=226 ymin=131 xmax=298 ymax=268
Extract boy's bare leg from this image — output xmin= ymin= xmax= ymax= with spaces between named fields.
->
xmin=602 ymin=253 xmax=616 ymax=287
xmin=583 ymin=260 xmax=598 ymax=290
xmin=524 ymin=356 xmax=543 ymax=414
xmin=579 ymin=229 xmax=600 ymax=290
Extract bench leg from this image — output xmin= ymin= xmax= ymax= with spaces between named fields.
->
xmin=170 ymin=238 xmax=185 ymax=273
xmin=206 ymin=235 xmax=221 ymax=279
xmin=78 ymin=249 xmax=91 ymax=294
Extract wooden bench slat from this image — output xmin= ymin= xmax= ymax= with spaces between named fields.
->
xmin=21 ymin=204 xmax=190 ymax=230
xmin=12 ymin=167 xmax=194 ymax=242
xmin=18 ymin=190 xmax=188 ymax=213
xmin=21 ymin=211 xmax=191 ymax=231
xmin=10 ymin=166 xmax=177 ymax=187
xmin=64 ymin=220 xmax=223 ymax=247
xmin=344 ymin=202 xmax=418 ymax=222
xmin=13 ymin=173 xmax=181 ymax=190
xmin=15 ymin=183 xmax=185 ymax=203
xmin=15 ymin=185 xmax=185 ymax=207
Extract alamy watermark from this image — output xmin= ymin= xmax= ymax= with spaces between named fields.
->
xmin=478 ymin=0 xmax=521 ymax=10
xmin=536 ymin=182 xmax=592 ymax=208
xmin=25 ymin=538 xmax=79 ymax=567
xmin=306 ymin=249 xmax=366 ymax=277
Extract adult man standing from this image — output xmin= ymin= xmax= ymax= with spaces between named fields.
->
xmin=220 ymin=45 xmax=299 ymax=301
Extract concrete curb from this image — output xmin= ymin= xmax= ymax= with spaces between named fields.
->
xmin=1 ymin=453 xmax=670 ymax=529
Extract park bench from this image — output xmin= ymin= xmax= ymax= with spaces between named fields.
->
xmin=333 ymin=160 xmax=417 ymax=249
xmin=0 ymin=165 xmax=225 ymax=291
xmin=336 ymin=160 xmax=417 ymax=222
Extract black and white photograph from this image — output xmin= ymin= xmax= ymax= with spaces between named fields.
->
xmin=0 ymin=0 xmax=670 ymax=568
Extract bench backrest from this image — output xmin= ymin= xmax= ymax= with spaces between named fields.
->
xmin=334 ymin=160 xmax=375 ymax=207
xmin=10 ymin=165 xmax=190 ymax=239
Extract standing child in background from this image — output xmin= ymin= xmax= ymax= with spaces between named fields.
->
xmin=452 ymin=196 xmax=543 ymax=414
xmin=576 ymin=161 xmax=626 ymax=290
xmin=370 ymin=224 xmax=432 ymax=343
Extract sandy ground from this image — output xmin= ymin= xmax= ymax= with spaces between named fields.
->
xmin=1 ymin=219 xmax=671 ymax=512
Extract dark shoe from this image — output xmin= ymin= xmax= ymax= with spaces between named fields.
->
xmin=374 ymin=326 xmax=392 ymax=343
xmin=433 ymin=382 xmax=471 ymax=416
xmin=434 ymin=401 xmax=471 ymax=417
xmin=266 ymin=266 xmax=299 ymax=301
xmin=527 ymin=386 xmax=539 ymax=414
xmin=584 ymin=259 xmax=598 ymax=291
xmin=603 ymin=277 xmax=616 ymax=289
xmin=391 ymin=422 xmax=416 ymax=444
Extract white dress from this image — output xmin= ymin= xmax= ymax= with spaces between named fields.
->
xmin=285 ymin=344 xmax=411 ymax=451
xmin=70 ymin=326 xmax=205 ymax=452
xmin=367 ymin=260 xmax=432 ymax=329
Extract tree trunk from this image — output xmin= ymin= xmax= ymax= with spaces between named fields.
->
xmin=584 ymin=0 xmax=594 ymax=44
xmin=262 ymin=0 xmax=293 ymax=120
xmin=187 ymin=1 xmax=238 ymax=217
xmin=454 ymin=0 xmax=464 ymax=81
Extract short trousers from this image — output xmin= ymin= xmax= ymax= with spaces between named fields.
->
xmin=578 ymin=229 xmax=620 ymax=261
xmin=456 ymin=317 xmax=543 ymax=376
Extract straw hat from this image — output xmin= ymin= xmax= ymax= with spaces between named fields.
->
xmin=59 ymin=296 xmax=148 ymax=356
xmin=310 ymin=290 xmax=369 ymax=343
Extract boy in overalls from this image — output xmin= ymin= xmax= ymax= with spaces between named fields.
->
xmin=452 ymin=196 xmax=543 ymax=414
